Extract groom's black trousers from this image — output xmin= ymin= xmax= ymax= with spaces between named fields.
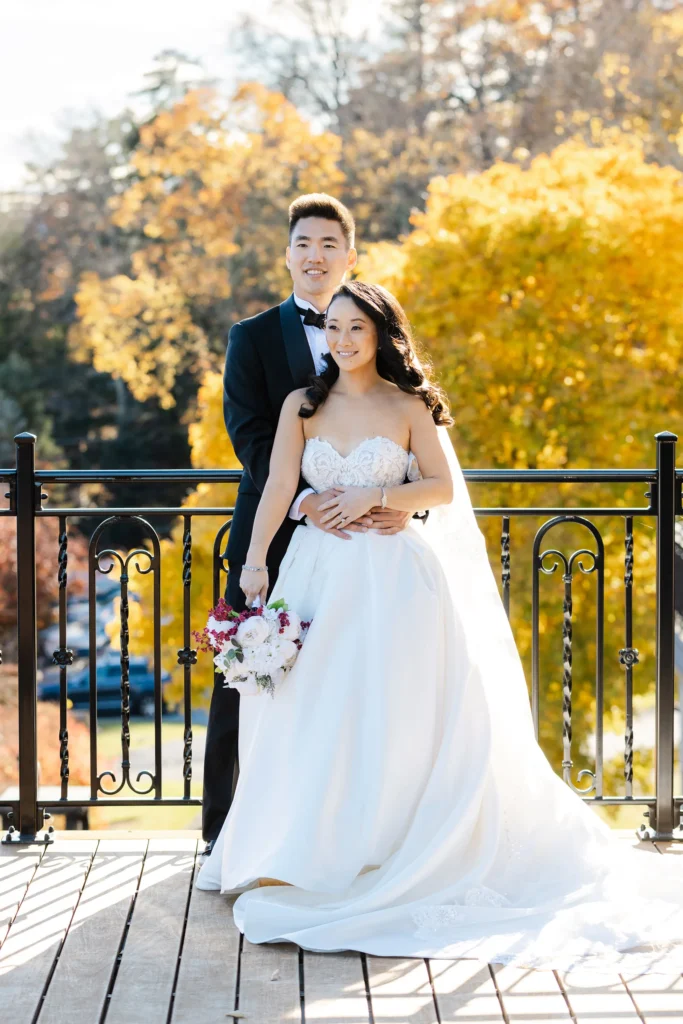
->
xmin=201 ymin=523 xmax=298 ymax=843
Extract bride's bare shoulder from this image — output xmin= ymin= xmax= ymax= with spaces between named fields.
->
xmin=394 ymin=389 xmax=432 ymax=418
xmin=279 ymin=388 xmax=313 ymax=426
xmin=282 ymin=387 xmax=310 ymax=410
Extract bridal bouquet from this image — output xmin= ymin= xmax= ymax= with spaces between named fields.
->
xmin=193 ymin=597 xmax=310 ymax=697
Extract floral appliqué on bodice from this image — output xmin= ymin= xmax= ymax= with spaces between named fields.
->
xmin=301 ymin=436 xmax=421 ymax=491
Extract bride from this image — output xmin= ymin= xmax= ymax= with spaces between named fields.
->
xmin=196 ymin=280 xmax=683 ymax=973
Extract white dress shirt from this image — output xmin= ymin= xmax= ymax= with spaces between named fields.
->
xmin=288 ymin=293 xmax=329 ymax=520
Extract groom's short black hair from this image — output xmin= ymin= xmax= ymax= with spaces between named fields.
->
xmin=288 ymin=193 xmax=355 ymax=248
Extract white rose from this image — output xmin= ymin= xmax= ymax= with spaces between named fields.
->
xmin=241 ymin=645 xmax=273 ymax=675
xmin=236 ymin=615 xmax=270 ymax=647
xmin=273 ymin=637 xmax=298 ymax=666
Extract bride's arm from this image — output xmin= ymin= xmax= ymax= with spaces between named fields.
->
xmin=318 ymin=402 xmax=453 ymax=529
xmin=385 ymin=403 xmax=453 ymax=511
xmin=241 ymin=391 xmax=306 ymax=604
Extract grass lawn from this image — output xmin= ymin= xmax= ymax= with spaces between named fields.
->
xmin=87 ymin=780 xmax=203 ymax=831
xmin=82 ymin=717 xmax=208 ymax=831
xmin=95 ymin=717 xmax=204 ymax=760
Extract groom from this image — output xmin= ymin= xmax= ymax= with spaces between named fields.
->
xmin=201 ymin=193 xmax=414 ymax=856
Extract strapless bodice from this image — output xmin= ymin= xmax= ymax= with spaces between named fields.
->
xmin=301 ymin=435 xmax=419 ymax=491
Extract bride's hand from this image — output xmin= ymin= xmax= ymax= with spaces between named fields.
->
xmin=239 ymin=566 xmax=269 ymax=607
xmin=317 ymin=487 xmax=380 ymax=531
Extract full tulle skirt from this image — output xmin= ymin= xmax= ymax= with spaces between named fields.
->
xmin=195 ymin=521 xmax=683 ymax=973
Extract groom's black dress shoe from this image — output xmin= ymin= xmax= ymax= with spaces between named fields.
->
xmin=201 ymin=839 xmax=216 ymax=859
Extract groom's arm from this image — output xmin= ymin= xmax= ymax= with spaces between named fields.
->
xmin=223 ymin=322 xmax=309 ymax=501
xmin=223 ymin=322 xmax=273 ymax=494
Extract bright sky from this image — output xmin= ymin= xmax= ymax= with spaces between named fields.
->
xmin=0 ymin=0 xmax=378 ymax=191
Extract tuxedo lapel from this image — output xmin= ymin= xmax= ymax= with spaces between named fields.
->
xmin=280 ymin=294 xmax=316 ymax=387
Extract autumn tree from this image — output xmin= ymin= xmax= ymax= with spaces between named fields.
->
xmin=0 ymin=112 xmax=136 ymax=466
xmin=362 ymin=135 xmax=683 ymax=803
xmin=71 ymin=84 xmax=344 ymax=409
xmin=519 ymin=4 xmax=683 ymax=169
xmin=235 ymin=1 xmax=683 ymax=193
xmin=114 ymin=372 xmax=240 ymax=706
xmin=232 ymin=1 xmax=368 ymax=129
xmin=0 ymin=49 xmax=218 ymax=500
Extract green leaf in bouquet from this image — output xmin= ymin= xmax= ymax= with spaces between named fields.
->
xmin=256 ymin=673 xmax=275 ymax=696
xmin=267 ymin=598 xmax=288 ymax=611
xmin=235 ymin=650 xmax=244 ymax=663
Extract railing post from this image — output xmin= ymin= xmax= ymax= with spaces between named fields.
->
xmin=642 ymin=431 xmax=679 ymax=840
xmin=4 ymin=433 xmax=49 ymax=844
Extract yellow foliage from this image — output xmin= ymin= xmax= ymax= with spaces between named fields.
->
xmin=365 ymin=137 xmax=683 ymax=474
xmin=188 ymin=371 xmax=237 ymax=470
xmin=116 ymin=373 xmax=240 ymax=706
xmin=70 ymin=270 xmax=210 ymax=408
xmin=363 ymin=137 xmax=683 ymax=801
xmin=71 ymin=85 xmax=344 ymax=406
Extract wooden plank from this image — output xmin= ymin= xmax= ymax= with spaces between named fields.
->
xmin=653 ymin=840 xmax=681 ymax=857
xmin=46 ymin=829 xmax=201 ymax=840
xmin=0 ymin=838 xmax=97 ymax=1023
xmin=106 ymin=838 xmax=197 ymax=1024
xmin=621 ymin=970 xmax=683 ymax=1023
xmin=237 ymin=936 xmax=302 ymax=1024
xmin=36 ymin=838 xmax=147 ymax=1023
xmin=621 ymin=835 xmax=683 ymax=1021
xmin=304 ymin=950 xmax=370 ymax=1023
xmin=556 ymin=969 xmax=641 ymax=1023
xmin=490 ymin=963 xmax=573 ymax=1022
xmin=170 ymin=865 xmax=241 ymax=1022
xmin=0 ymin=843 xmax=45 ymax=946
xmin=619 ymin=835 xmax=663 ymax=855
xmin=429 ymin=958 xmax=506 ymax=1022
xmin=365 ymin=956 xmax=438 ymax=1023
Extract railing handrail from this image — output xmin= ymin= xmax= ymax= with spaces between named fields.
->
xmin=2 ymin=467 xmax=677 ymax=485
xmin=33 ymin=467 xmax=663 ymax=483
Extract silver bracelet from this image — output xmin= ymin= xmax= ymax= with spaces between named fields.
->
xmin=380 ymin=487 xmax=388 ymax=509
xmin=242 ymin=564 xmax=267 ymax=572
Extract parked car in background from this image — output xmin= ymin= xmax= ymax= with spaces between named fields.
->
xmin=37 ymin=656 xmax=171 ymax=718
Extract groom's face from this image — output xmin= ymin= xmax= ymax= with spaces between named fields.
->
xmin=286 ymin=217 xmax=357 ymax=307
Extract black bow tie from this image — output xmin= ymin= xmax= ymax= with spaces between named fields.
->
xmin=296 ymin=305 xmax=326 ymax=330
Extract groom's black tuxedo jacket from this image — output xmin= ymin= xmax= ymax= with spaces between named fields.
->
xmin=223 ymin=293 xmax=314 ymax=594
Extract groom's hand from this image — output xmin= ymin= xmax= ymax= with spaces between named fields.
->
xmin=365 ymin=506 xmax=412 ymax=535
xmin=300 ymin=489 xmax=372 ymax=539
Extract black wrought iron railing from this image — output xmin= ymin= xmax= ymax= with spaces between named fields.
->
xmin=0 ymin=430 xmax=681 ymax=844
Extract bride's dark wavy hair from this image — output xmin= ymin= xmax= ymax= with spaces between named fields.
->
xmin=298 ymin=281 xmax=453 ymax=426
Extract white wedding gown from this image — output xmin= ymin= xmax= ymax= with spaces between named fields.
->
xmin=196 ymin=433 xmax=683 ymax=973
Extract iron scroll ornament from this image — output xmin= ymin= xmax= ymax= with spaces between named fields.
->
xmin=532 ymin=515 xmax=605 ymax=798
xmin=88 ymin=516 xmax=162 ymax=798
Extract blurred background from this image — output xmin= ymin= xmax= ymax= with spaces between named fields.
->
xmin=1 ymin=0 xmax=682 ymax=831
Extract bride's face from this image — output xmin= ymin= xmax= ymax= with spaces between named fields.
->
xmin=325 ymin=296 xmax=378 ymax=373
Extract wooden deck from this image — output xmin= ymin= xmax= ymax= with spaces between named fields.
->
xmin=0 ymin=830 xmax=681 ymax=1023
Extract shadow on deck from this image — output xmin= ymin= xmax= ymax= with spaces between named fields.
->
xmin=0 ymin=830 xmax=681 ymax=1023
